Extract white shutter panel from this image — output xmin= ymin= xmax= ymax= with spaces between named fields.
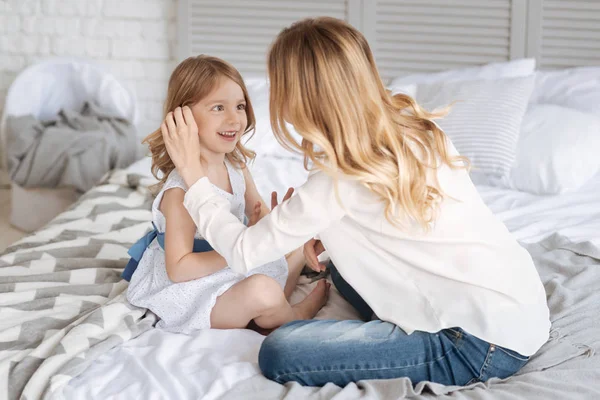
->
xmin=373 ymin=0 xmax=514 ymax=81
xmin=180 ymin=0 xmax=348 ymax=77
xmin=539 ymin=0 xmax=600 ymax=69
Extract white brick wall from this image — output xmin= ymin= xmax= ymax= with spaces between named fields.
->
xmin=0 ymin=0 xmax=178 ymax=155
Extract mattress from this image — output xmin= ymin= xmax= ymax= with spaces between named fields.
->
xmin=2 ymin=157 xmax=599 ymax=400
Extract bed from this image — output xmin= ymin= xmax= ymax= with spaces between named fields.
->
xmin=1 ymin=151 xmax=599 ymax=399
xmin=3 ymin=1 xmax=600 ymax=399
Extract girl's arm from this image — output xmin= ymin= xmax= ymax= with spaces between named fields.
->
xmin=242 ymin=165 xmax=271 ymax=222
xmin=183 ymin=170 xmax=352 ymax=275
xmin=160 ymin=188 xmax=228 ymax=283
xmin=160 ymin=106 xmax=350 ymax=274
xmin=241 ymin=165 xmax=293 ymax=223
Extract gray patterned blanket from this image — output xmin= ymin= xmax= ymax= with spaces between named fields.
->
xmin=1 ymin=169 xmax=600 ymax=400
xmin=0 ymin=170 xmax=157 ymax=400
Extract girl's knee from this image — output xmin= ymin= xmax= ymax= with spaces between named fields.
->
xmin=244 ymin=274 xmax=286 ymax=310
xmin=245 ymin=273 xmax=280 ymax=288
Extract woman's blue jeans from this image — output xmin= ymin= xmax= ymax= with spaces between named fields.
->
xmin=258 ymin=263 xmax=529 ymax=387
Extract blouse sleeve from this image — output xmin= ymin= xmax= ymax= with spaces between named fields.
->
xmin=183 ymin=171 xmax=352 ymax=274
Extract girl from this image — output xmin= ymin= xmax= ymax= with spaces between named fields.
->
xmin=125 ymin=55 xmax=330 ymax=334
xmin=161 ymin=19 xmax=551 ymax=388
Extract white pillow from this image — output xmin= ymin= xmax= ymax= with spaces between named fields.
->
xmin=530 ymin=67 xmax=600 ymax=116
xmin=416 ymin=75 xmax=535 ymax=178
xmin=243 ymin=78 xmax=303 ymax=160
xmin=3 ymin=60 xmax=138 ymax=124
xmin=485 ymin=67 xmax=600 ymax=194
xmin=389 ymin=58 xmax=535 ymax=87
xmin=506 ymin=105 xmax=600 ymax=194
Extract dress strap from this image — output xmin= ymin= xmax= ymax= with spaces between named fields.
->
xmin=224 ymin=158 xmax=246 ymax=197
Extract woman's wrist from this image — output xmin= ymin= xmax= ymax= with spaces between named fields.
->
xmin=179 ymin=163 xmax=206 ymax=188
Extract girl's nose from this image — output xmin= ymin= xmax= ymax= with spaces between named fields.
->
xmin=226 ymin=109 xmax=240 ymax=126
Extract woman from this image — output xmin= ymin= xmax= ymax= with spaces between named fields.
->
xmin=161 ymin=17 xmax=550 ymax=388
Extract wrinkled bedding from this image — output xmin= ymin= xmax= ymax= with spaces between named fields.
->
xmin=1 ymin=159 xmax=599 ymax=399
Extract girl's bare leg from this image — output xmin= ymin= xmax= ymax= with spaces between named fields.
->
xmin=284 ymin=247 xmax=306 ymax=299
xmin=210 ymin=274 xmax=329 ymax=330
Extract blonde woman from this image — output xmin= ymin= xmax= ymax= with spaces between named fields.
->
xmin=124 ymin=55 xmax=330 ymax=335
xmin=162 ymin=18 xmax=550 ymax=387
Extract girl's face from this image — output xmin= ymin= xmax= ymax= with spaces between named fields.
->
xmin=190 ymin=77 xmax=247 ymax=156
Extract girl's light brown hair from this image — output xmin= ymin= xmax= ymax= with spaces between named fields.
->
xmin=143 ymin=55 xmax=256 ymax=190
xmin=267 ymin=17 xmax=468 ymax=230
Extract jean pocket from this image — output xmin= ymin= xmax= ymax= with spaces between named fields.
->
xmin=497 ymin=346 xmax=530 ymax=362
xmin=482 ymin=345 xmax=530 ymax=381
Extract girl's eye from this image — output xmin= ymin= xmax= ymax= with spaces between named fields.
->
xmin=212 ymin=105 xmax=224 ymax=111
xmin=237 ymin=104 xmax=246 ymax=111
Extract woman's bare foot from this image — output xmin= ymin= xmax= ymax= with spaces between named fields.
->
xmin=292 ymin=279 xmax=330 ymax=320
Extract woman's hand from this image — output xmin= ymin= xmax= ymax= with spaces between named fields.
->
xmin=162 ymin=106 xmax=205 ymax=188
xmin=304 ymin=238 xmax=326 ymax=272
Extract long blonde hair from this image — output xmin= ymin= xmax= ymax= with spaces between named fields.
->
xmin=267 ymin=17 xmax=468 ymax=230
xmin=143 ymin=55 xmax=256 ymax=190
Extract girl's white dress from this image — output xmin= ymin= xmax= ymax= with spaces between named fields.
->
xmin=126 ymin=159 xmax=288 ymax=333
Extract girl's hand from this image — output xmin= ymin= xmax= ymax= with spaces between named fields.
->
xmin=304 ymin=238 xmax=326 ymax=272
xmin=162 ymin=106 xmax=205 ymax=187
xmin=247 ymin=201 xmax=262 ymax=227
xmin=248 ymin=188 xmax=294 ymax=227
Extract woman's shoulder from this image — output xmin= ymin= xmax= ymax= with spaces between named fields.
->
xmin=306 ymin=168 xmax=356 ymax=188
xmin=301 ymin=169 xmax=362 ymax=208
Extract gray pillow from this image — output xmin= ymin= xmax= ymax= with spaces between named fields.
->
xmin=416 ymin=75 xmax=535 ymax=178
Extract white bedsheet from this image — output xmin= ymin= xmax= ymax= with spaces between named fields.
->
xmin=64 ymin=329 xmax=267 ymax=399
xmin=60 ymin=158 xmax=600 ymax=400
xmin=477 ymin=171 xmax=600 ymax=245
xmin=60 ymin=273 xmax=361 ymax=400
